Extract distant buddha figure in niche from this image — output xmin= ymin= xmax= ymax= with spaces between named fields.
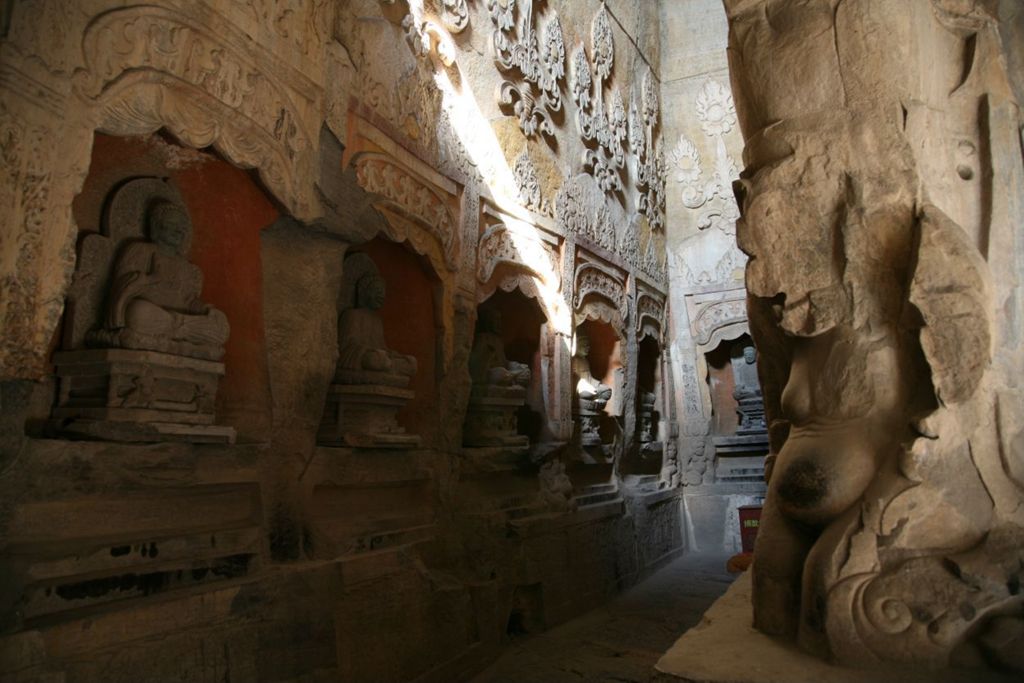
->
xmin=96 ymin=200 xmax=229 ymax=360
xmin=469 ymin=309 xmax=530 ymax=389
xmin=336 ymin=252 xmax=417 ymax=385
xmin=572 ymin=330 xmax=612 ymax=402
xmin=732 ymin=343 xmax=762 ymax=400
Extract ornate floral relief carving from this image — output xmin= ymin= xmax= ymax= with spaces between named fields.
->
xmin=477 ymin=222 xmax=559 ymax=287
xmin=556 ymin=174 xmax=615 ymax=251
xmin=513 ymin=147 xmax=550 ymax=215
xmin=439 ymin=0 xmax=471 ymax=33
xmin=487 ymin=0 xmax=565 ymax=139
xmin=669 ymin=78 xmax=740 ymax=234
xmin=570 ymin=3 xmax=626 ymax=194
xmin=695 ymin=78 xmax=736 ymax=137
xmin=630 ymin=70 xmax=666 ymax=232
xmin=355 ymin=153 xmax=459 ymax=270
xmin=232 ymin=0 xmax=329 ymax=62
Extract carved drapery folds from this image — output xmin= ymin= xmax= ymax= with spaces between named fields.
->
xmin=74 ymin=5 xmax=317 ymax=219
xmin=487 ymin=0 xmax=565 ymax=139
xmin=570 ymin=3 xmax=626 ymax=194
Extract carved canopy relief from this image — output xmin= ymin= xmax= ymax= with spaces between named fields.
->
xmin=477 ymin=222 xmax=560 ymax=288
xmin=354 ymin=152 xmax=460 ymax=271
xmin=636 ymin=290 xmax=666 ymax=339
xmin=573 ymin=260 xmax=627 ymax=331
xmin=691 ymin=297 xmax=746 ymax=348
xmin=74 ymin=5 xmax=318 ymax=218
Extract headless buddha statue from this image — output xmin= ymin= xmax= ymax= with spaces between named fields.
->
xmin=92 ymin=201 xmax=229 ymax=360
xmin=335 ymin=256 xmax=417 ymax=386
xmin=469 ymin=309 xmax=530 ymax=390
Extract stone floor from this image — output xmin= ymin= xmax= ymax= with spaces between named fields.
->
xmin=470 ymin=553 xmax=736 ymax=683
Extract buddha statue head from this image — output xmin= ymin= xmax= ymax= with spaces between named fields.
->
xmin=355 ymin=271 xmax=387 ymax=311
xmin=147 ymin=201 xmax=192 ymax=255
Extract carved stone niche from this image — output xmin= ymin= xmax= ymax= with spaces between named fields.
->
xmin=708 ymin=334 xmax=769 ymax=469
xmin=571 ymin=319 xmax=622 ymax=456
xmin=319 ymin=252 xmax=420 ymax=449
xmin=50 ymin=179 xmax=235 ymax=443
xmin=636 ymin=335 xmax=663 ymax=460
xmin=464 ymin=289 xmax=546 ymax=450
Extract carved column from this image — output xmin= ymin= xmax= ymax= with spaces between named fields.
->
xmin=725 ymin=0 xmax=1024 ymax=672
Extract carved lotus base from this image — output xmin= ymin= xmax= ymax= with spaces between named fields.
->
xmin=318 ymin=383 xmax=420 ymax=449
xmin=463 ymin=386 xmax=528 ymax=448
xmin=50 ymin=348 xmax=235 ymax=444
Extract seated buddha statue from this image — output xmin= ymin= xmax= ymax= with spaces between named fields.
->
xmin=91 ymin=200 xmax=229 ymax=360
xmin=335 ymin=254 xmax=417 ymax=386
xmin=468 ymin=309 xmax=530 ymax=391
xmin=572 ymin=330 xmax=612 ymax=403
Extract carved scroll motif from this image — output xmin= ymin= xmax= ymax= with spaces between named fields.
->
xmin=570 ymin=3 xmax=626 ymax=194
xmin=355 ymin=153 xmax=459 ymax=270
xmin=487 ymin=0 xmax=565 ymax=139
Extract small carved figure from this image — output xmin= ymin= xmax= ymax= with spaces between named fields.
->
xmin=90 ymin=201 xmax=229 ymax=360
xmin=320 ymin=252 xmax=420 ymax=448
xmin=638 ymin=390 xmax=657 ymax=443
xmin=572 ymin=331 xmax=612 ymax=402
xmin=336 ymin=253 xmax=417 ymax=385
xmin=469 ymin=309 xmax=530 ymax=389
xmin=731 ymin=342 xmax=766 ymax=435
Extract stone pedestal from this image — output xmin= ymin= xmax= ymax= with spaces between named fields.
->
xmin=49 ymin=349 xmax=235 ymax=443
xmin=318 ymin=383 xmax=420 ymax=448
xmin=463 ymin=385 xmax=528 ymax=448
xmin=574 ymin=396 xmax=606 ymax=447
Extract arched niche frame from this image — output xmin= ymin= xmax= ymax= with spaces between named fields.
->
xmin=343 ymin=116 xmax=466 ymax=375
xmin=572 ymin=257 xmax=628 ymax=421
xmin=476 ymin=201 xmax=572 ymax=442
xmin=2 ymin=3 xmax=323 ymax=379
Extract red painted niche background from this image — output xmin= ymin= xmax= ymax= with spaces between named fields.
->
xmin=70 ymin=133 xmax=276 ymax=441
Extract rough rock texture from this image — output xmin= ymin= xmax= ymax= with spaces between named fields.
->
xmin=724 ymin=0 xmax=1024 ymax=673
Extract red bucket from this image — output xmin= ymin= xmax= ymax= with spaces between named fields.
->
xmin=738 ymin=505 xmax=762 ymax=554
